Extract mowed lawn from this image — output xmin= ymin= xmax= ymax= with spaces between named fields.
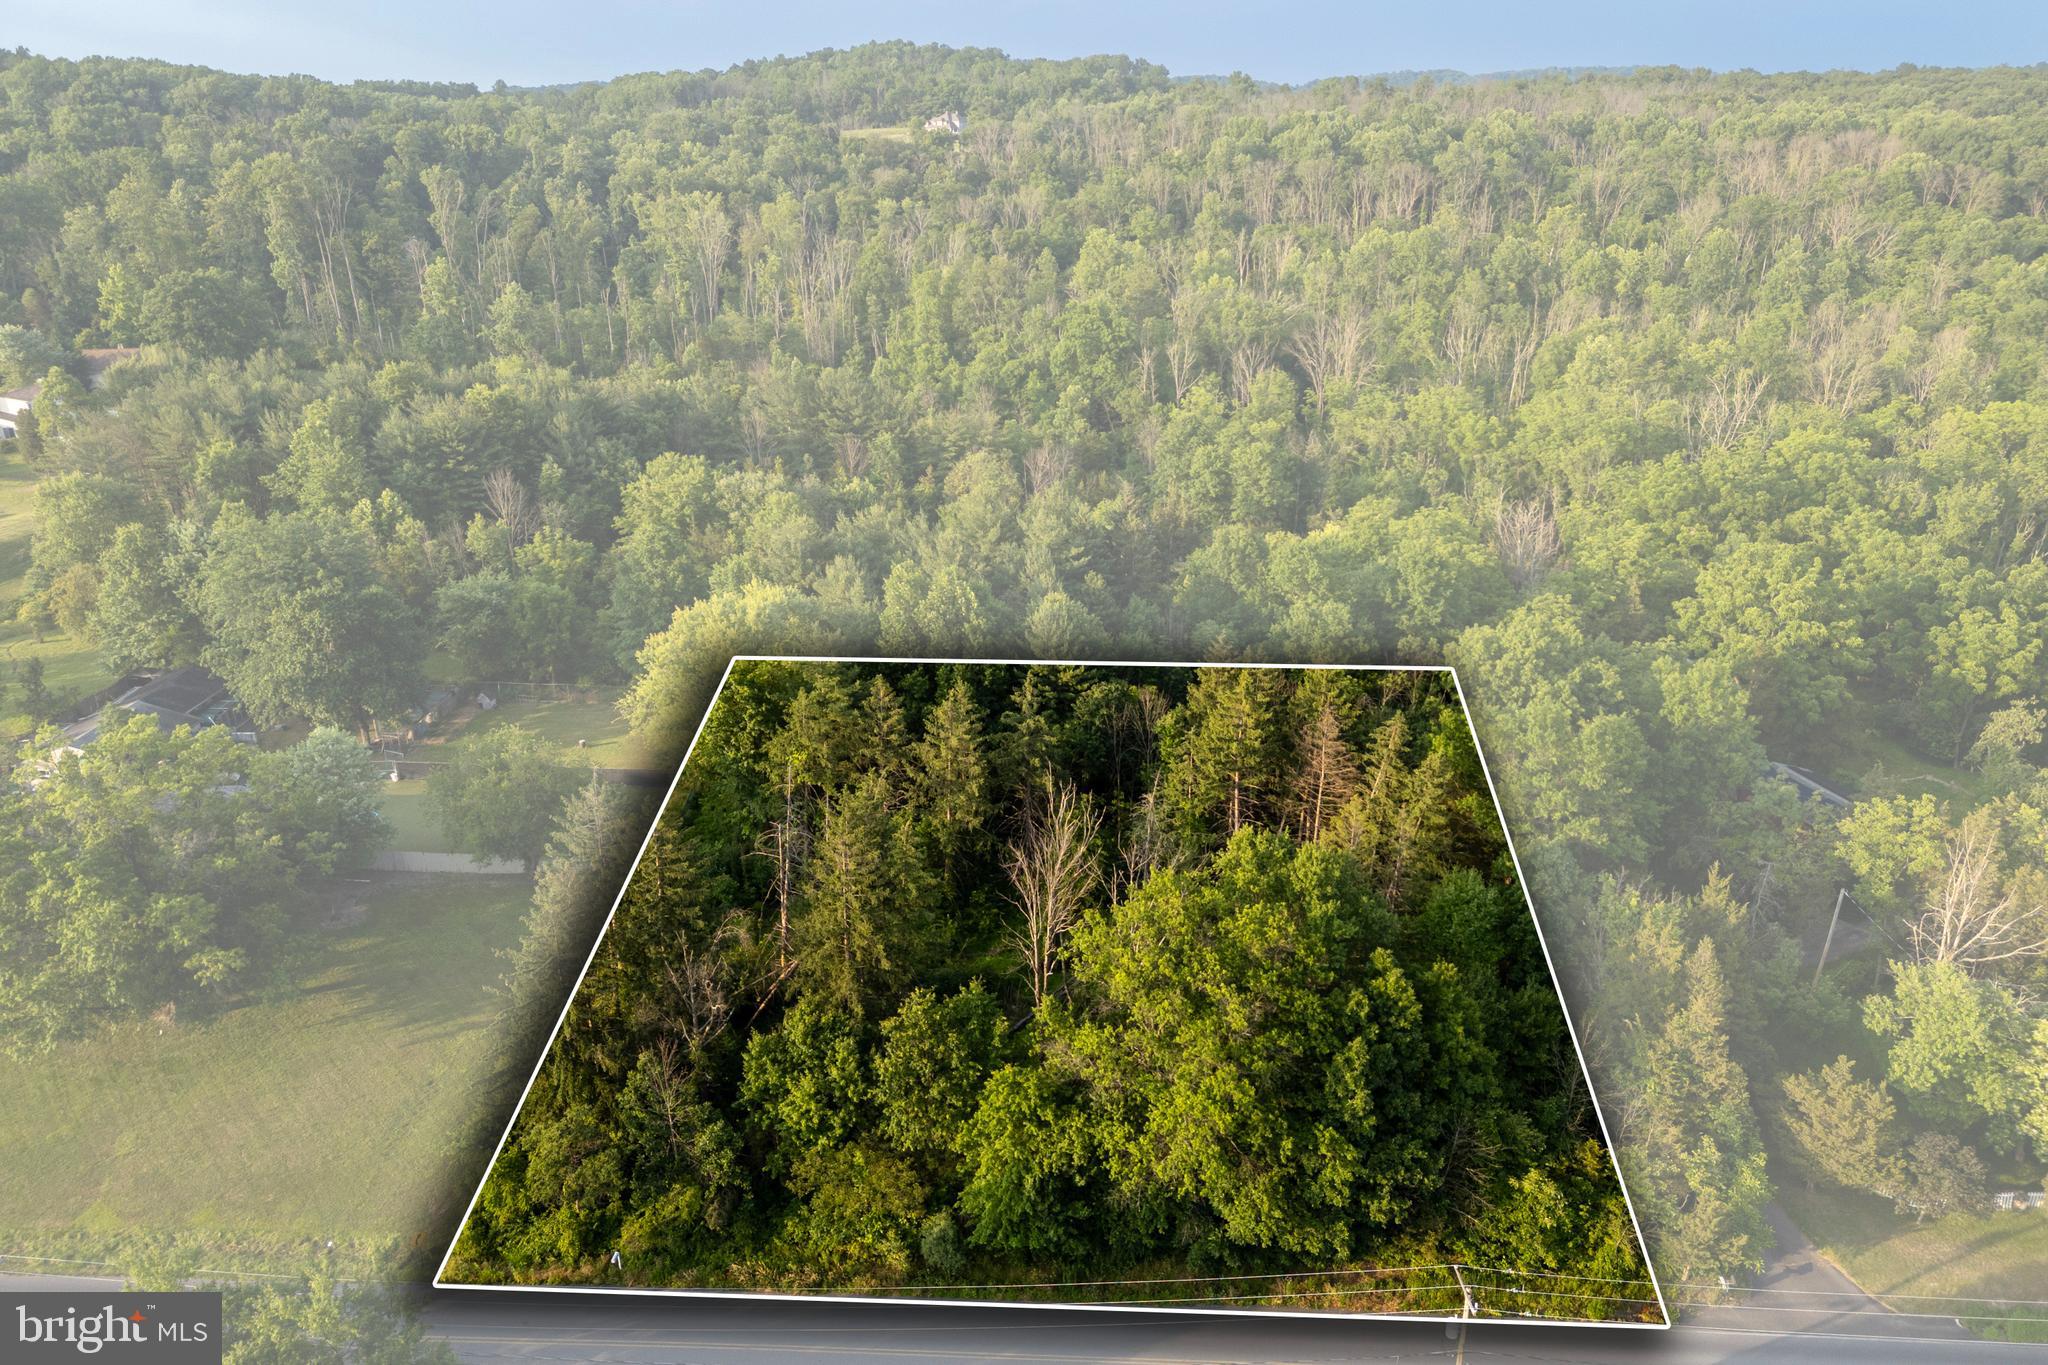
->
xmin=420 ymin=692 xmax=651 ymax=770
xmin=0 ymin=875 xmax=530 ymax=1267
xmin=376 ymin=779 xmax=458 ymax=853
xmin=0 ymin=450 xmax=113 ymax=735
xmin=1782 ymin=1186 xmax=2048 ymax=1340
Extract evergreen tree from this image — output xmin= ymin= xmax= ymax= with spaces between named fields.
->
xmin=1778 ymin=1056 xmax=1902 ymax=1198
xmin=912 ymin=678 xmax=990 ymax=878
xmin=793 ymin=773 xmax=896 ymax=1018
xmin=1164 ymin=668 xmax=1282 ymax=839
xmin=17 ymin=657 xmax=52 ymax=724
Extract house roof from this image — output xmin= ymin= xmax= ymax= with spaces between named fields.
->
xmin=121 ymin=666 xmax=232 ymax=717
xmin=2 ymin=347 xmax=138 ymax=410
xmin=58 ymin=667 xmax=241 ymax=748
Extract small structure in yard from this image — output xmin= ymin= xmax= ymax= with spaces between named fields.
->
xmin=923 ymin=110 xmax=964 ymax=134
xmin=1767 ymin=760 xmax=1852 ymax=811
xmin=392 ymin=686 xmax=460 ymax=744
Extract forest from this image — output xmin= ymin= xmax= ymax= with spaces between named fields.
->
xmin=444 ymin=661 xmax=1656 ymax=1318
xmin=1 ymin=41 xmax=2046 ymax=1302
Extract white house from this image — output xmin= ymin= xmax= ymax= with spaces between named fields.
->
xmin=923 ymin=111 xmax=964 ymax=135
xmin=0 ymin=346 xmax=139 ymax=439
xmin=0 ymin=384 xmax=32 ymax=439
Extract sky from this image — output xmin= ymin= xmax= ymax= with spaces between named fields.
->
xmin=10 ymin=0 xmax=2048 ymax=88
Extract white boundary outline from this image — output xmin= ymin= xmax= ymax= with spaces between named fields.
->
xmin=432 ymin=656 xmax=1670 ymax=1331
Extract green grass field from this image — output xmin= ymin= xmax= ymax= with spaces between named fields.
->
xmin=0 ymin=450 xmax=113 ymax=736
xmin=0 ymin=875 xmax=530 ymax=1271
xmin=375 ymin=779 xmax=459 ymax=853
xmin=420 ymin=692 xmax=650 ymax=770
xmin=1781 ymin=1186 xmax=2048 ymax=1341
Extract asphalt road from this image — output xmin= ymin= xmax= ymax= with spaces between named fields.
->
xmin=10 ymin=1210 xmax=2046 ymax=1365
xmin=417 ymin=1289 xmax=2040 ymax=1364
xmin=408 ymin=1199 xmax=2037 ymax=1364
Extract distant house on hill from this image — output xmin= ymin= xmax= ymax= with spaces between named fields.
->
xmin=923 ymin=110 xmax=964 ymax=134
xmin=56 ymin=666 xmax=254 ymax=754
xmin=0 ymin=385 xmax=33 ymax=440
xmin=0 ymin=346 xmax=140 ymax=439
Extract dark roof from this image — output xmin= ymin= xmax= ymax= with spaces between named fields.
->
xmin=118 ymin=666 xmax=230 ymax=717
xmin=58 ymin=668 xmax=240 ymax=749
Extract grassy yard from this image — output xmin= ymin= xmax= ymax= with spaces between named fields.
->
xmin=0 ymin=875 xmax=531 ymax=1273
xmin=0 ymin=450 xmax=113 ymax=735
xmin=375 ymin=779 xmax=458 ymax=853
xmin=417 ymin=691 xmax=650 ymax=770
xmin=1802 ymin=694 xmax=2000 ymax=812
xmin=1781 ymin=1185 xmax=2048 ymax=1341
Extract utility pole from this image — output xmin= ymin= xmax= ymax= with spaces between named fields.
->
xmin=1812 ymin=887 xmax=1847 ymax=987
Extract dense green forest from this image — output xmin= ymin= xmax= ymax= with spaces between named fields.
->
xmin=2 ymin=42 xmax=2047 ymax=1294
xmin=445 ymin=661 xmax=1655 ymax=1317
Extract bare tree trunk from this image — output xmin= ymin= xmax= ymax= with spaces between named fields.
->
xmin=1006 ymin=774 xmax=1102 ymax=1007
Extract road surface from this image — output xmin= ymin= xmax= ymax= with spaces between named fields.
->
xmin=414 ymin=1288 xmax=2042 ymax=1363
xmin=7 ymin=1208 xmax=2042 ymax=1365
xmin=416 ymin=1202 xmax=2033 ymax=1362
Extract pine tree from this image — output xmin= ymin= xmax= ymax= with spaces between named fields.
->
xmin=858 ymin=674 xmax=912 ymax=787
xmin=794 ymin=774 xmax=895 ymax=1018
xmin=1779 ymin=1056 xmax=1902 ymax=1198
xmin=1172 ymin=668 xmax=1281 ymax=837
xmin=1289 ymin=691 xmax=1362 ymax=840
xmin=913 ymin=678 xmax=989 ymax=878
xmin=1635 ymin=939 xmax=1771 ymax=1279
xmin=496 ymin=779 xmax=645 ymax=1056
xmin=19 ymin=656 xmax=52 ymax=724
xmin=766 ymin=674 xmax=856 ymax=792
xmin=1329 ymin=710 xmax=1409 ymax=876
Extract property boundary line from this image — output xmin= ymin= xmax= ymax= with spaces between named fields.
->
xmin=432 ymin=656 xmax=1671 ymax=1330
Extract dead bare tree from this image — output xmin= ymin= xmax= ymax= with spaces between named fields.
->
xmin=1112 ymin=775 xmax=1182 ymax=904
xmin=1909 ymin=810 xmax=2048 ymax=972
xmin=1006 ymin=774 xmax=1102 ymax=1007
xmin=658 ymin=911 xmax=745 ymax=1055
xmin=1290 ymin=697 xmax=1363 ymax=841
xmin=636 ymin=1036 xmax=696 ymax=1161
xmin=1286 ymin=301 xmax=1370 ymax=413
xmin=482 ymin=467 xmax=540 ymax=547
xmin=1492 ymin=495 xmax=1563 ymax=591
xmin=752 ymin=760 xmax=811 ymax=983
xmin=1690 ymin=366 xmax=1770 ymax=453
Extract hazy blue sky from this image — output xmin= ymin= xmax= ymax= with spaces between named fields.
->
xmin=12 ymin=0 xmax=2048 ymax=87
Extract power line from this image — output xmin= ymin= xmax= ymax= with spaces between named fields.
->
xmin=1674 ymin=1281 xmax=2048 ymax=1309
